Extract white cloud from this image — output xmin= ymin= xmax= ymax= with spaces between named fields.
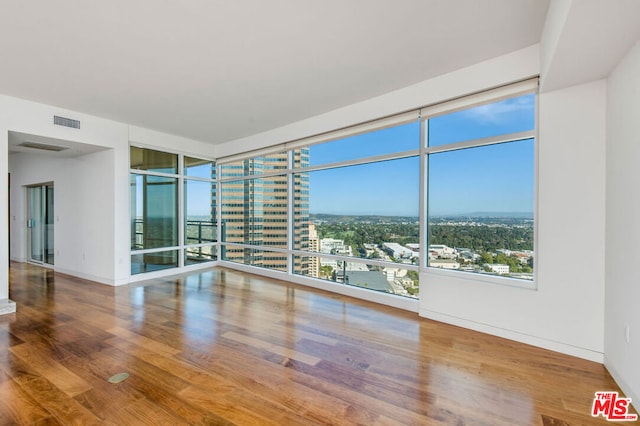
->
xmin=461 ymin=95 xmax=534 ymax=124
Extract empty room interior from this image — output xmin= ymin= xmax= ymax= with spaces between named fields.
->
xmin=1 ymin=0 xmax=640 ymax=424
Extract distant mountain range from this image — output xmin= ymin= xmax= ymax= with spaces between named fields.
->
xmin=310 ymin=212 xmax=533 ymax=223
xmin=439 ymin=212 xmax=534 ymax=218
xmin=310 ymin=213 xmax=418 ymax=223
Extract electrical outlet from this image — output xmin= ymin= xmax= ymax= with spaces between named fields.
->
xmin=625 ymin=324 xmax=630 ymax=344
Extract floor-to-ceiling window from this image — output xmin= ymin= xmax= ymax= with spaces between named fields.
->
xmin=184 ymin=156 xmax=217 ymax=265
xmin=291 ymin=121 xmax=421 ymax=298
xmin=130 ymin=147 xmax=216 ymax=275
xmin=130 ymin=81 xmax=536 ymax=299
xmin=217 ymin=80 xmax=537 ymax=297
xmin=425 ymin=91 xmax=536 ymax=282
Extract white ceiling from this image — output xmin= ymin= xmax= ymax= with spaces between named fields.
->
xmin=0 ymin=0 xmax=549 ymax=145
xmin=541 ymin=0 xmax=640 ymax=92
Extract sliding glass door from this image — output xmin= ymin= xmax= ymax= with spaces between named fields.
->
xmin=27 ymin=183 xmax=54 ymax=265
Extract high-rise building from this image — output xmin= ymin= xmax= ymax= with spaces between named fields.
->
xmin=307 ymin=222 xmax=320 ymax=278
xmin=220 ymin=149 xmax=309 ymax=272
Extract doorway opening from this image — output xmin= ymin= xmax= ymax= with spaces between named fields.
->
xmin=26 ymin=183 xmax=54 ymax=266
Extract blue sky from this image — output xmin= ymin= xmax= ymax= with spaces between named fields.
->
xmin=308 ymin=94 xmax=535 ymax=216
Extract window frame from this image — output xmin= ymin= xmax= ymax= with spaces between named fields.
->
xmin=130 ymin=79 xmax=538 ymax=297
xmin=218 ymin=121 xmax=423 ymax=299
xmin=420 ymin=85 xmax=538 ymax=289
xmin=217 ymin=79 xmax=538 ymax=293
xmin=129 ymin=145 xmax=217 ymax=277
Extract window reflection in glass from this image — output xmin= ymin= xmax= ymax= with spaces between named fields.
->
xmin=185 ymin=156 xmax=215 ymax=179
xmin=131 ymin=250 xmax=179 ymax=275
xmin=130 ymin=146 xmax=178 ymax=174
xmin=130 ymin=174 xmax=178 ymax=250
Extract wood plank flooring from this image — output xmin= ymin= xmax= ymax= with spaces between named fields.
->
xmin=0 ymin=261 xmax=634 ymax=425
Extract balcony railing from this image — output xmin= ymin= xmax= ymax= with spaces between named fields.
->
xmin=132 ymin=219 xmax=217 ymax=259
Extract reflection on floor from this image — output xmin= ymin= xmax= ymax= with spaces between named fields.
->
xmin=0 ymin=262 xmax=631 ymax=425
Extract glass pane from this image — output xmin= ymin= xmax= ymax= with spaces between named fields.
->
xmin=221 ymin=244 xmax=287 ymax=272
xmin=185 ymin=156 xmax=216 ymax=179
xmin=130 ymin=146 xmax=178 ymax=174
xmin=130 ymin=174 xmax=178 ymax=250
xmin=185 ymin=179 xmax=217 ymax=245
xmin=131 ymin=250 xmax=179 ymax=275
xmin=220 ymin=152 xmax=288 ymax=176
xmin=44 ymin=185 xmax=55 ymax=265
xmin=294 ymin=257 xmax=418 ymax=298
xmin=296 ymin=121 xmax=419 ymax=168
xmin=185 ymin=245 xmax=216 ymax=265
xmin=428 ymin=139 xmax=534 ymax=280
xmin=220 ymin=175 xmax=288 ymax=250
xmin=294 ymin=157 xmax=420 ymax=262
xmin=28 ymin=186 xmax=43 ymax=262
xmin=428 ymin=94 xmax=535 ymax=147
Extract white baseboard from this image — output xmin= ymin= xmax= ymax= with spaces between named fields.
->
xmin=53 ymin=267 xmax=115 ymax=286
xmin=0 ymin=299 xmax=16 ymax=315
xmin=604 ymin=357 xmax=639 ymax=413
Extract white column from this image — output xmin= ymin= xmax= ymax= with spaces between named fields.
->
xmin=0 ymin=127 xmax=17 ymax=314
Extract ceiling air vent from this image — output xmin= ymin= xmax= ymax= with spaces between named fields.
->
xmin=54 ymin=115 xmax=81 ymax=129
xmin=18 ymin=141 xmax=69 ymax=152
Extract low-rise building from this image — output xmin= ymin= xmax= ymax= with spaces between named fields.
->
xmin=485 ymin=263 xmax=510 ymax=274
xmin=429 ymin=259 xmax=460 ymax=270
xmin=428 ymin=244 xmax=456 ymax=257
xmin=320 ymin=238 xmax=352 ymax=256
xmin=382 ymin=242 xmax=413 ymax=259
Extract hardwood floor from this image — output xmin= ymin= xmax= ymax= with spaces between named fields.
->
xmin=0 ymin=262 xmax=634 ymax=425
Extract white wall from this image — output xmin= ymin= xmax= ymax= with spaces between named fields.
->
xmin=1 ymin=94 xmax=130 ymax=287
xmin=0 ymin=130 xmax=8 ymax=302
xmin=539 ymin=0 xmax=571 ymax=87
xmin=420 ymin=80 xmax=607 ymax=362
xmin=9 ymin=150 xmax=116 ymax=283
xmin=605 ymin=40 xmax=640 ymax=407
